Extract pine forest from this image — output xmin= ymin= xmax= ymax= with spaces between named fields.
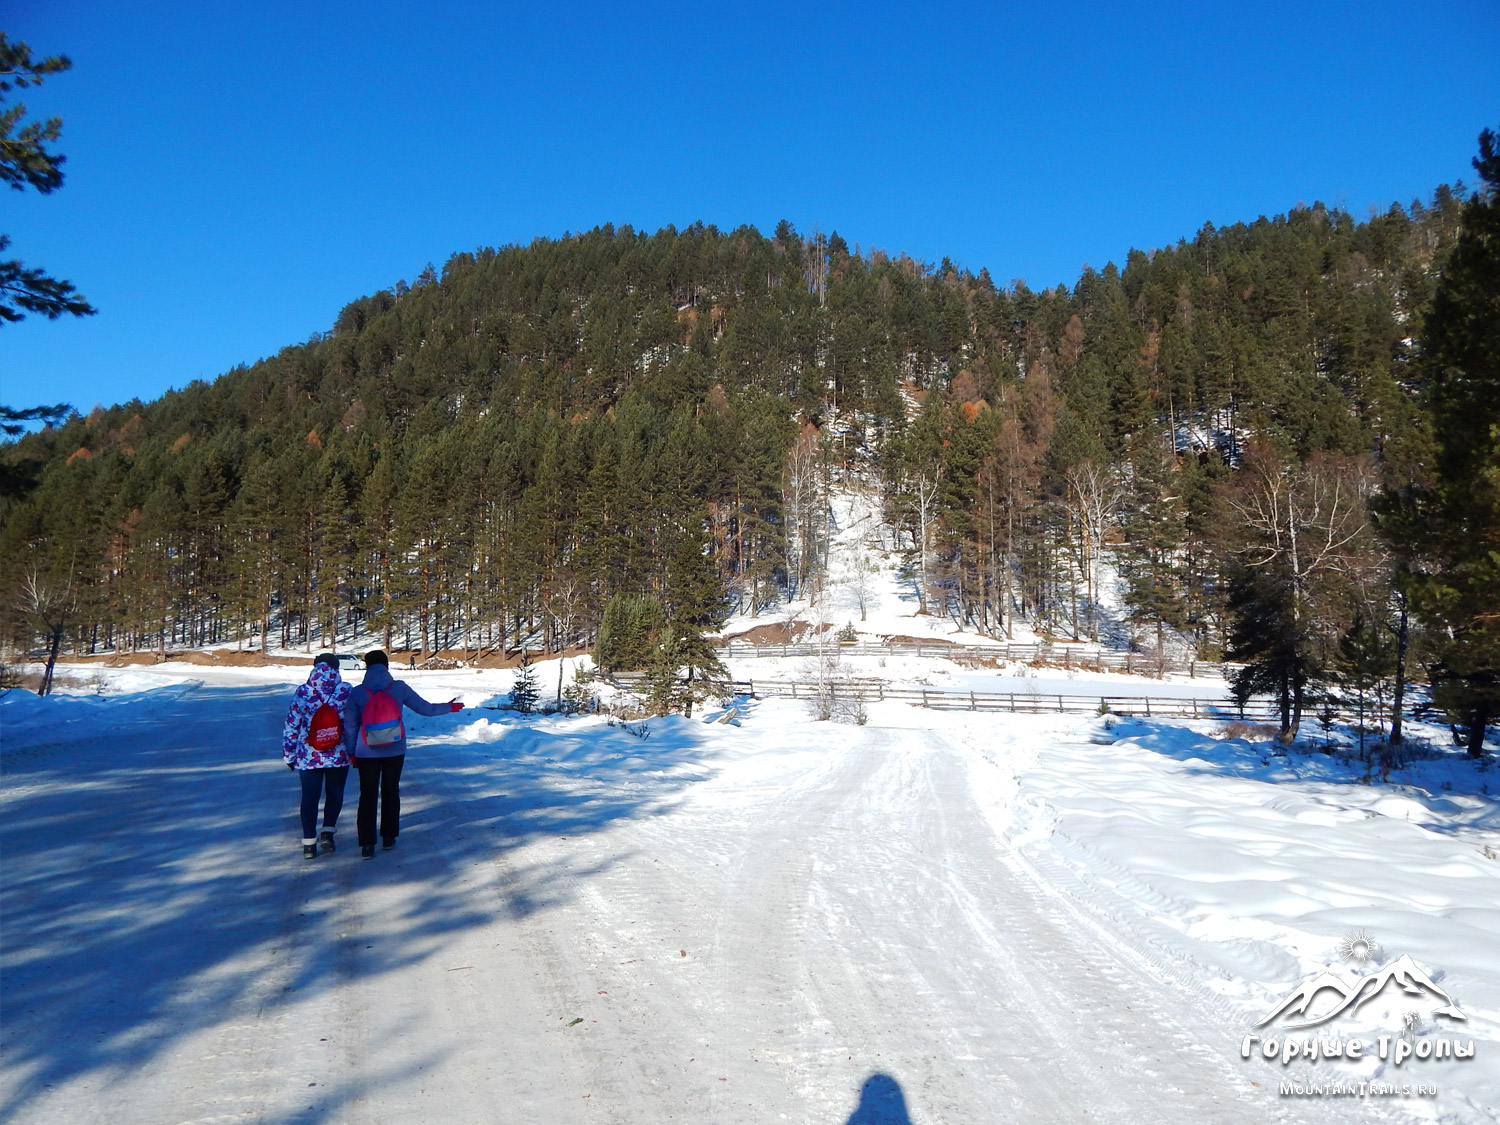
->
xmin=4 ymin=134 xmax=1499 ymax=751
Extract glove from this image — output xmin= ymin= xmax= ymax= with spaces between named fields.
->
xmin=450 ymin=701 xmax=465 ymax=712
xmin=287 ymin=762 xmax=296 ymax=770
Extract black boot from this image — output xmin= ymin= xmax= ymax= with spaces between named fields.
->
xmin=319 ymin=830 xmax=336 ymax=853
xmin=302 ymin=843 xmax=318 ymax=860
xmin=361 ymin=845 xmax=375 ymax=859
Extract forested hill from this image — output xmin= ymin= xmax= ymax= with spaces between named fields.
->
xmin=0 ymin=189 xmax=1472 ymax=678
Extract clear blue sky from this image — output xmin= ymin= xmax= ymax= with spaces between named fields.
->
xmin=4 ymin=0 xmax=1497 ymax=415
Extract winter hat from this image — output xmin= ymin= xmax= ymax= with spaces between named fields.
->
xmin=365 ymin=650 xmax=389 ymax=667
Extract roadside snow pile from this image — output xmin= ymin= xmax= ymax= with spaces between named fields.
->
xmin=450 ymin=716 xmax=510 ymax=743
xmin=976 ymin=714 xmax=1500 ymax=1121
xmin=1 ymin=683 xmax=205 ymax=750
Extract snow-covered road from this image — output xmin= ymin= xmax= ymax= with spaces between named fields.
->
xmin=631 ymin=721 xmax=1279 ymax=1123
xmin=2 ymin=680 xmax=1494 ymax=1123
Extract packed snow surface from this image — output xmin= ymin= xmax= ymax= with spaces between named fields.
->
xmin=3 ymin=484 xmax=1497 ymax=1122
xmin=2 ymin=663 xmax=1496 ymax=1123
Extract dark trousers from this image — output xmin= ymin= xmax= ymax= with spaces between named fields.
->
xmin=356 ymin=755 xmax=405 ymax=847
xmin=299 ymin=766 xmax=349 ymax=840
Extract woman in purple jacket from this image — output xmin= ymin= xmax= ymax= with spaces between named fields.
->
xmin=343 ymin=650 xmax=464 ymax=859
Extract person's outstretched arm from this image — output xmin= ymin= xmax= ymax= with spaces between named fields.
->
xmin=394 ymin=681 xmax=465 ymax=717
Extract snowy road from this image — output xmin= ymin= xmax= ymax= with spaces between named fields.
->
xmin=621 ymin=723 xmax=1282 ymax=1123
xmin=2 ymin=684 xmax=1487 ymax=1123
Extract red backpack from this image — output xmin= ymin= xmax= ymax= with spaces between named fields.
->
xmin=360 ymin=689 xmax=405 ymax=747
xmin=306 ymin=701 xmax=344 ymax=753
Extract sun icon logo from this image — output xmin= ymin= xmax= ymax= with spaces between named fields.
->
xmin=1338 ymin=929 xmax=1381 ymax=964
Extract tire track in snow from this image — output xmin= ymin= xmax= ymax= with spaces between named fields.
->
xmin=957 ymin=727 xmax=1403 ymax=1124
xmin=688 ymin=724 xmax=1340 ymax=1123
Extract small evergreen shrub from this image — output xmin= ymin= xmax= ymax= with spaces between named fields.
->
xmin=595 ymin=594 xmax=667 ymax=672
xmin=509 ymin=660 xmax=540 ymax=713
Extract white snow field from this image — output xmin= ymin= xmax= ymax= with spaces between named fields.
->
xmin=2 ymin=664 xmax=1496 ymax=1124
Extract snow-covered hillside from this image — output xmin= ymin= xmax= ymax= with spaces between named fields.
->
xmin=3 ymin=492 xmax=1497 ymax=1123
xmin=718 ymin=473 xmax=1200 ymax=672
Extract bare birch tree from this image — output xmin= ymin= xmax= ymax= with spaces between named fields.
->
xmin=21 ymin=570 xmax=73 ymax=696
xmin=1227 ymin=448 xmax=1376 ymax=604
xmin=782 ymin=425 xmax=826 ymax=605
xmin=1063 ymin=461 xmax=1122 ymax=641
xmin=849 ymin=547 xmax=875 ymax=622
xmin=905 ymin=466 xmax=942 ymax=615
xmin=1224 ymin=444 xmax=1378 ymax=737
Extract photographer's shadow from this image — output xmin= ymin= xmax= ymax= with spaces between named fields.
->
xmin=845 ymin=1072 xmax=912 ymax=1124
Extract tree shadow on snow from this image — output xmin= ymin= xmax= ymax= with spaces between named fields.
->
xmin=0 ymin=684 xmax=724 ymax=1119
xmin=1100 ymin=716 xmax=1500 ymax=837
xmin=267 ymin=1051 xmax=446 ymax=1125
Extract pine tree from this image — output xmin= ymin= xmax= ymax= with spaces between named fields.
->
xmin=1226 ymin=563 xmax=1317 ymax=741
xmin=1117 ymin=441 xmax=1188 ymax=663
xmin=509 ymin=652 xmax=540 ymax=714
xmin=595 ymin=593 xmax=665 ymax=672
xmin=0 ymin=34 xmax=95 ymax=321
xmin=1375 ymin=126 xmax=1500 ymax=756
xmin=642 ymin=625 xmax=686 ymax=716
xmin=1333 ymin=609 xmax=1396 ymax=767
xmin=666 ymin=625 xmax=728 ymax=717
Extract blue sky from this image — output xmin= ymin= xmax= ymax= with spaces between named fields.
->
xmin=4 ymin=0 xmax=1497 ymax=414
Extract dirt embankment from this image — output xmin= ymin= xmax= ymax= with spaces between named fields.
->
xmin=51 ymin=650 xmax=311 ymax=668
xmin=721 ymin=621 xmax=831 ymax=645
xmin=420 ymin=646 xmax=591 ymax=670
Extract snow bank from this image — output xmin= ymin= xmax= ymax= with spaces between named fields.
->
xmin=2 ymin=682 xmax=208 ymax=752
xmin=973 ymin=713 xmax=1500 ymax=1121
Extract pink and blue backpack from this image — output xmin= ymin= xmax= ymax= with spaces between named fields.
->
xmin=360 ymin=689 xmax=405 ymax=747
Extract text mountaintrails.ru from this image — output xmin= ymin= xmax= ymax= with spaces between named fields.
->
xmin=1279 ymin=1080 xmax=1438 ymax=1099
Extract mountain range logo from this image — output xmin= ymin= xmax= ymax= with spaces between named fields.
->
xmin=1259 ymin=952 xmax=1469 ymax=1031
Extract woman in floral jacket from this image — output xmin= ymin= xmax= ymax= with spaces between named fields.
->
xmin=282 ymin=654 xmax=352 ymax=859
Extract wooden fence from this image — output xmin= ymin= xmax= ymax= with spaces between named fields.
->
xmin=731 ymin=679 xmax=1272 ymax=720
xmin=613 ymin=671 xmax=1275 ymax=721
